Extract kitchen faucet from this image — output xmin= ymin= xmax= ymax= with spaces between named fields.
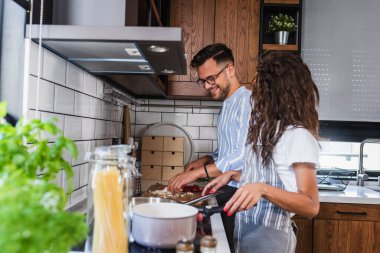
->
xmin=357 ymin=138 xmax=380 ymax=186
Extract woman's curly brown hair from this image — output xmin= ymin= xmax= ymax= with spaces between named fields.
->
xmin=248 ymin=51 xmax=320 ymax=165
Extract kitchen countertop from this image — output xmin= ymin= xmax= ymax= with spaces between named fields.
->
xmin=319 ymin=185 xmax=380 ymax=204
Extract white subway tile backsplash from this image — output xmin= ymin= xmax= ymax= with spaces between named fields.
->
xmin=43 ymin=49 xmax=66 ymax=85
xmin=73 ymin=141 xmax=90 ymax=166
xmin=70 ymin=187 xmax=87 ymax=205
xmin=96 ymin=79 xmax=104 ymax=99
xmin=54 ymin=86 xmax=74 ymax=114
xmin=162 ymin=113 xmax=187 ymax=125
xmin=83 ymin=72 xmax=97 ymax=96
xmin=28 ymin=76 xmax=55 ymax=111
xmin=200 ymin=108 xmax=220 ymax=114
xmin=74 ymin=92 xmax=90 ymax=117
xmin=183 ymin=126 xmax=200 ymax=139
xmin=213 ymin=114 xmax=218 ymax=126
xmin=40 ymin=112 xmax=64 ymax=141
xmin=149 ymin=99 xmax=174 ymax=112
xmin=29 ymin=42 xmax=42 ymax=76
xmin=194 ymin=139 xmax=213 ymax=153
xmin=199 ymin=127 xmax=217 ymax=140
xmin=175 ymin=100 xmax=201 ymax=106
xmin=212 ymin=140 xmax=218 ymax=151
xmin=66 ymin=63 xmax=84 ymax=91
xmin=78 ymin=164 xmax=89 ymax=187
xmin=103 ymin=101 xmax=112 ymax=120
xmin=27 ymin=109 xmax=40 ymax=120
xmin=72 ymin=165 xmax=81 ymax=190
xmin=89 ymin=97 xmax=103 ymax=119
xmin=201 ymin=100 xmax=223 ymax=106
xmin=82 ymin=118 xmax=95 ymax=140
xmin=64 ymin=116 xmax=82 ymax=140
xmin=134 ymin=124 xmax=148 ymax=137
xmin=95 ymin=120 xmax=106 ymax=138
xmin=136 ymin=112 xmax=161 ymax=125
xmin=188 ymin=114 xmax=213 ymax=126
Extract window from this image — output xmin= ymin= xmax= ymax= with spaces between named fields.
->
xmin=319 ymin=140 xmax=380 ymax=178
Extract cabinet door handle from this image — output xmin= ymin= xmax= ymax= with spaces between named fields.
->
xmin=336 ymin=211 xmax=368 ymax=216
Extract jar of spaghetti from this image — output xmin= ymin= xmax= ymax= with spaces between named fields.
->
xmin=86 ymin=145 xmax=134 ymax=253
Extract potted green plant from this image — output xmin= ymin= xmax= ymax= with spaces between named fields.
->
xmin=267 ymin=13 xmax=297 ymax=45
xmin=0 ymin=101 xmax=88 ymax=253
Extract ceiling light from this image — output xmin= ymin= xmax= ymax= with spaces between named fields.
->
xmin=148 ymin=45 xmax=169 ymax=53
xmin=161 ymin=69 xmax=175 ymax=74
xmin=124 ymin=48 xmax=141 ymax=56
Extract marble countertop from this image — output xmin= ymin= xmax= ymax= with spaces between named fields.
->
xmin=319 ymin=185 xmax=380 ymax=204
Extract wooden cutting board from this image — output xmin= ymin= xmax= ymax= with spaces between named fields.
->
xmin=142 ymin=183 xmax=202 ymax=203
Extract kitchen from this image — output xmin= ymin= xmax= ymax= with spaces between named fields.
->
xmin=0 ymin=0 xmax=380 ymax=253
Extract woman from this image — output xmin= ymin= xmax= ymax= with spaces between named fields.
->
xmin=202 ymin=51 xmax=320 ymax=253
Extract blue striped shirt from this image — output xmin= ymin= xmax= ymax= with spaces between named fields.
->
xmin=211 ymin=86 xmax=251 ymax=188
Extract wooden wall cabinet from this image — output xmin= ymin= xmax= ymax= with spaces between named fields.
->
xmin=293 ymin=203 xmax=380 ymax=253
xmin=168 ymin=0 xmax=260 ymax=99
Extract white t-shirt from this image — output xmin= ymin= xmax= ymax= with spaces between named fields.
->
xmin=272 ymin=126 xmax=320 ymax=192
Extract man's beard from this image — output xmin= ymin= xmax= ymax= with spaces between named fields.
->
xmin=212 ymin=83 xmax=230 ymax=100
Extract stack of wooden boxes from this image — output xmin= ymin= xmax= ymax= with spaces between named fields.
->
xmin=141 ymin=136 xmax=184 ymax=188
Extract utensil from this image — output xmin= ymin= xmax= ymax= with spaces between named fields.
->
xmin=183 ymin=190 xmax=223 ymax=205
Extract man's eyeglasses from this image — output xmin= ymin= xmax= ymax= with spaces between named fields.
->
xmin=196 ymin=64 xmax=229 ymax=87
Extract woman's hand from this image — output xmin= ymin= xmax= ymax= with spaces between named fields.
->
xmin=223 ymin=183 xmax=266 ymax=215
xmin=201 ymin=170 xmax=241 ymax=196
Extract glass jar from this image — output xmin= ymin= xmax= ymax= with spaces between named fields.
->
xmin=176 ymin=237 xmax=194 ymax=253
xmin=200 ymin=236 xmax=217 ymax=253
xmin=86 ymin=145 xmax=133 ymax=253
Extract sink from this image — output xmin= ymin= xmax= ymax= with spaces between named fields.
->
xmin=365 ymin=186 xmax=380 ymax=193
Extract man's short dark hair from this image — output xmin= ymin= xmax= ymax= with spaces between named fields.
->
xmin=190 ymin=43 xmax=234 ymax=68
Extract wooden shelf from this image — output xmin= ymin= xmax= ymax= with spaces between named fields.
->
xmin=262 ymin=44 xmax=298 ymax=51
xmin=264 ymin=0 xmax=300 ymax=4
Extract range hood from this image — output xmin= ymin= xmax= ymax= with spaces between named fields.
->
xmin=27 ymin=25 xmax=187 ymax=97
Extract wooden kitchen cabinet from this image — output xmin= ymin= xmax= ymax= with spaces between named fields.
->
xmin=168 ymin=0 xmax=260 ymax=98
xmin=294 ymin=203 xmax=380 ymax=253
xmin=313 ymin=203 xmax=380 ymax=253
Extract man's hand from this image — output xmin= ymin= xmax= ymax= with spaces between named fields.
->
xmin=167 ymin=169 xmax=202 ymax=193
xmin=201 ymin=171 xmax=239 ymax=196
xmin=184 ymin=160 xmax=203 ymax=172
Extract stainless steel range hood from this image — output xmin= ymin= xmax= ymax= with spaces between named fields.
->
xmin=26 ymin=25 xmax=186 ymax=97
xmin=27 ymin=25 xmax=186 ymax=75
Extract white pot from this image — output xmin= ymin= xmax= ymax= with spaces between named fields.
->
xmin=131 ymin=203 xmax=198 ymax=248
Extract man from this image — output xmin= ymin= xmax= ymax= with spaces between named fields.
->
xmin=167 ymin=43 xmax=251 ymax=251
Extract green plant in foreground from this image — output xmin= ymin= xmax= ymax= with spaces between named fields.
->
xmin=268 ymin=13 xmax=297 ymax=34
xmin=0 ymin=101 xmax=88 ymax=253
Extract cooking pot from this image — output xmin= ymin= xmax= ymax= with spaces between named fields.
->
xmin=131 ymin=203 xmax=198 ymax=248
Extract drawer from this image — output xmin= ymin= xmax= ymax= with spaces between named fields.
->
xmin=141 ymin=151 xmax=163 ymax=166
xmin=141 ymin=166 xmax=162 ymax=180
xmin=163 ymin=137 xmax=184 ymax=152
xmin=142 ymin=136 xmax=163 ymax=151
xmin=162 ymin=166 xmax=184 ymax=181
xmin=316 ymin=203 xmax=380 ymax=221
xmin=162 ymin=151 xmax=184 ymax=167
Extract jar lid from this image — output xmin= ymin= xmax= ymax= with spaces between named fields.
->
xmin=93 ymin=145 xmax=133 ymax=160
xmin=200 ymin=235 xmax=217 ymax=248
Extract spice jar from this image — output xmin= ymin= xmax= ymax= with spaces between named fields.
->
xmin=176 ymin=237 xmax=194 ymax=253
xmin=86 ymin=145 xmax=133 ymax=253
xmin=200 ymin=235 xmax=217 ymax=253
